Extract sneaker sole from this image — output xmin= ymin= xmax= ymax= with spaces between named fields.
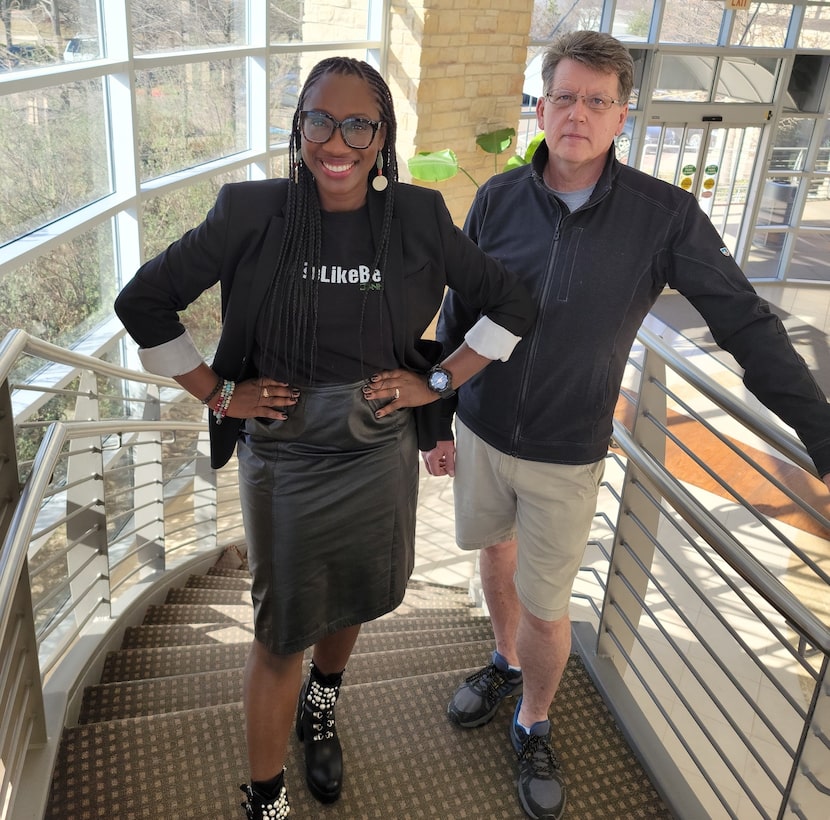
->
xmin=447 ymin=684 xmax=523 ymax=729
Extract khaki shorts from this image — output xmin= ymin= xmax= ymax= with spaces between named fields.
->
xmin=453 ymin=419 xmax=605 ymax=621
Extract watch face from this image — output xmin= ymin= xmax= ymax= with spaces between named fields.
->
xmin=429 ymin=370 xmax=450 ymax=391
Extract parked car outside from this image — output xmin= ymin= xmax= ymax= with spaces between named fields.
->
xmin=1 ymin=43 xmax=53 ymax=70
xmin=64 ymin=36 xmax=99 ymax=63
xmin=616 ymin=122 xmax=703 ymax=162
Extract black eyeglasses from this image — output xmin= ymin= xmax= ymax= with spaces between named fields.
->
xmin=544 ymin=90 xmax=625 ymax=111
xmin=300 ymin=110 xmax=383 ymax=149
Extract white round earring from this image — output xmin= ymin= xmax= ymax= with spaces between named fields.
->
xmin=372 ymin=152 xmax=388 ymax=192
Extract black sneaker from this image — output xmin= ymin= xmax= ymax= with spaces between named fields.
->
xmin=447 ymin=651 xmax=523 ymax=728
xmin=240 ymin=781 xmax=290 ymax=819
xmin=509 ymin=698 xmax=566 ymax=820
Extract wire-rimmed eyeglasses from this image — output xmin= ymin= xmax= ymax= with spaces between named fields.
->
xmin=544 ymin=90 xmax=625 ymax=111
xmin=300 ymin=110 xmax=383 ymax=149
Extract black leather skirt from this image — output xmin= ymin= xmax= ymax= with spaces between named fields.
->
xmin=238 ymin=380 xmax=418 ymax=655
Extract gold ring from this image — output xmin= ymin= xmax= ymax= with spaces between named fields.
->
xmin=394 ymin=388 xmax=400 ymax=400
xmin=262 ymin=387 xmax=269 ymax=398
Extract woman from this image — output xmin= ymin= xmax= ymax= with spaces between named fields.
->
xmin=114 ymin=56 xmax=535 ymax=819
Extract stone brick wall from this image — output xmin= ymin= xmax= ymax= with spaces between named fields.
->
xmin=299 ymin=0 xmax=534 ymax=225
xmin=389 ymin=0 xmax=534 ymax=224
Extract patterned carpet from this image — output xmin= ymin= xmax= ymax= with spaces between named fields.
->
xmin=44 ymin=565 xmax=671 ymax=819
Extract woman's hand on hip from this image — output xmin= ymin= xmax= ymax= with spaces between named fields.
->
xmin=362 ymin=369 xmax=434 ymax=417
xmin=225 ymin=379 xmax=299 ymax=420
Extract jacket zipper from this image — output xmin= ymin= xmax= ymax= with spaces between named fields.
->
xmin=506 ymin=177 xmax=613 ymax=455
xmin=510 ymin=202 xmax=565 ymax=454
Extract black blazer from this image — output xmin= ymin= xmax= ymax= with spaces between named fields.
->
xmin=115 ymin=179 xmax=535 ymax=467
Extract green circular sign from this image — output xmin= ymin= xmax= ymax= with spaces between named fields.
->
xmin=682 ymin=164 xmax=696 ymax=175
xmin=705 ymin=164 xmax=718 ymax=175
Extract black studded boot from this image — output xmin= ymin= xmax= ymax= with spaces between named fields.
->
xmin=239 ymin=772 xmax=290 ymax=819
xmin=295 ymin=660 xmax=343 ymax=803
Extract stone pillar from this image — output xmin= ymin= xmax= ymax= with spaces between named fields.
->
xmin=389 ymin=0 xmax=534 ymax=224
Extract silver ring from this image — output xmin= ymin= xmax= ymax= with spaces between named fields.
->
xmin=262 ymin=387 xmax=269 ymax=398
xmin=394 ymin=388 xmax=400 ymax=400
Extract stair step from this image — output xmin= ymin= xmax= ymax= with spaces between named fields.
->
xmin=367 ymin=609 xmax=491 ymax=631
xmin=81 ymin=667 xmax=245 ymax=722
xmin=206 ymin=566 xmax=250 ymax=579
xmin=100 ymin=643 xmax=249 ymax=683
xmin=100 ymin=624 xmax=496 ymax=683
xmin=121 ymin=622 xmax=254 ymax=650
xmin=47 ymin=658 xmax=668 ymax=819
xmin=166 ymin=578 xmax=474 ymax=609
xmin=121 ymin=617 xmax=492 ymax=650
xmin=142 ymin=603 xmax=252 ymax=624
xmin=142 ymin=583 xmax=476 ymax=627
xmin=49 ymin=671 xmax=519 ymax=819
xmin=354 ymin=623 xmax=494 ymax=653
xmin=140 ymin=596 xmax=484 ymax=629
xmin=185 ymin=574 xmax=251 ymax=590
xmin=79 ymin=640 xmax=494 ymax=722
xmin=164 ymin=587 xmax=251 ymax=606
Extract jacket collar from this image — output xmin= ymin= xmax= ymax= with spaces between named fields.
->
xmin=530 ymin=140 xmax=619 ymax=205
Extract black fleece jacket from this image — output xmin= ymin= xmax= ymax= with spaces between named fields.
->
xmin=437 ymin=142 xmax=830 ymax=478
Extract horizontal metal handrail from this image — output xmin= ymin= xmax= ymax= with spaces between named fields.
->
xmin=637 ymin=325 xmax=814 ymax=475
xmin=614 ymin=417 xmax=828 ymax=656
xmin=0 ymin=329 xmax=180 ymax=390
xmin=0 ymin=417 xmax=207 ymax=642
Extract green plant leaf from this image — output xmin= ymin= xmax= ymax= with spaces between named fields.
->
xmin=475 ymin=128 xmax=516 ymax=155
xmin=503 ymin=131 xmax=546 ymax=171
xmin=407 ymin=150 xmax=460 ymax=182
xmin=503 ymin=155 xmax=526 ymax=172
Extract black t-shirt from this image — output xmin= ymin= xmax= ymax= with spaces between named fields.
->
xmin=255 ymin=207 xmax=397 ymax=385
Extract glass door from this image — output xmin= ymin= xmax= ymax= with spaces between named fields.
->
xmin=637 ymin=123 xmax=762 ymax=254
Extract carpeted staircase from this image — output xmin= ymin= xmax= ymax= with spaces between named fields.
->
xmin=44 ymin=559 xmax=671 ymax=819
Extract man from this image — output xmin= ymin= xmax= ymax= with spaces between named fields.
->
xmin=423 ymin=30 xmax=830 ymax=820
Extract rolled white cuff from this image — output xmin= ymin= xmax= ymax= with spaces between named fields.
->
xmin=464 ymin=315 xmax=522 ymax=362
xmin=137 ymin=330 xmax=205 ymax=377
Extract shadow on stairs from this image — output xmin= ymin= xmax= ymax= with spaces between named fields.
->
xmin=44 ymin=556 xmax=671 ymax=819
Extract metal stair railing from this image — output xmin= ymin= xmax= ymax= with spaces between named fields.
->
xmin=0 ymin=329 xmax=242 ymax=820
xmin=1 ymin=322 xmax=829 ymax=820
xmin=571 ymin=323 xmax=829 ymax=820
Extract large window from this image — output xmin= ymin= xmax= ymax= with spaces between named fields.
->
xmin=1 ymin=0 xmax=829 ymax=356
xmin=524 ymin=0 xmax=830 ymax=283
xmin=0 ymin=79 xmax=110 ymax=245
xmin=0 ymin=1 xmax=382 ymax=350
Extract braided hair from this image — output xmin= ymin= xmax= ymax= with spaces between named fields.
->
xmin=260 ymin=57 xmax=399 ymax=385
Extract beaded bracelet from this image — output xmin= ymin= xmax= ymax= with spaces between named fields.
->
xmin=201 ymin=375 xmax=223 ymax=406
xmin=212 ymin=379 xmax=235 ymax=424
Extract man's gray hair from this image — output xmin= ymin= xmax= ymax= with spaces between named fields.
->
xmin=541 ymin=30 xmax=635 ymax=102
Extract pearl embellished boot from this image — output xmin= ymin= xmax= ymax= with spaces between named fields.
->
xmin=239 ymin=778 xmax=290 ymax=819
xmin=295 ymin=661 xmax=343 ymax=803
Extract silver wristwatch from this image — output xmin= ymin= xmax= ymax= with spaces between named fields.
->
xmin=426 ymin=364 xmax=455 ymax=398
